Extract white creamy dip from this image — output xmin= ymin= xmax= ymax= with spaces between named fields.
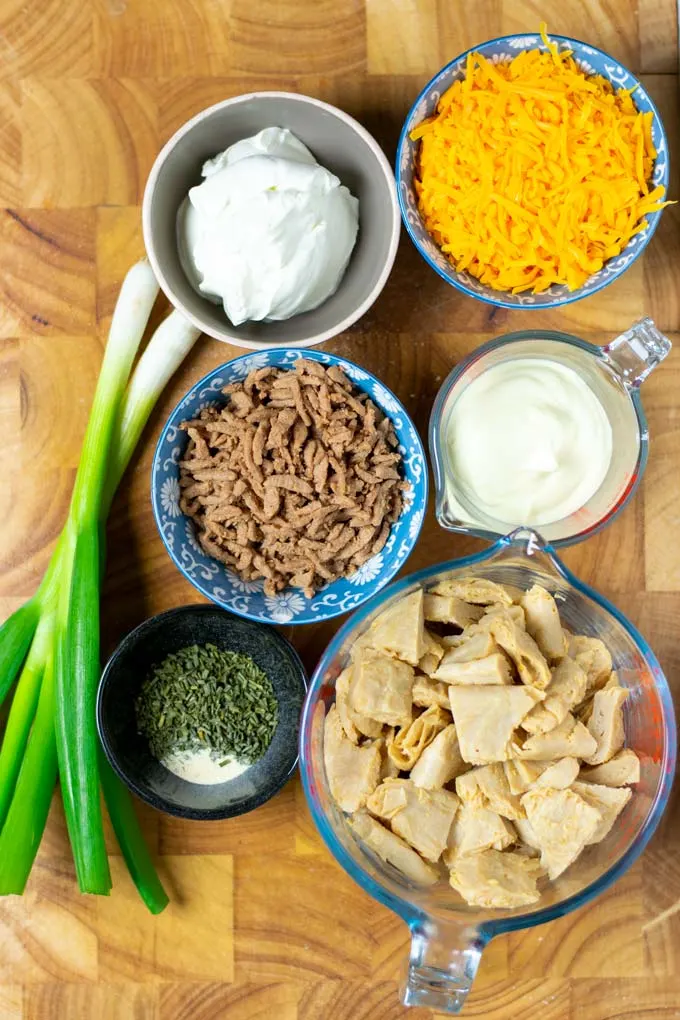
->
xmin=446 ymin=358 xmax=613 ymax=527
xmin=162 ymin=746 xmax=250 ymax=786
xmin=179 ymin=127 xmax=359 ymax=325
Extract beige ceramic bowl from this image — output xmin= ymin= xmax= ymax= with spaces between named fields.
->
xmin=142 ymin=92 xmax=401 ymax=350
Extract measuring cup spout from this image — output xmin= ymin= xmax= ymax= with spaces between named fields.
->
xmin=603 ymin=317 xmax=671 ymax=388
xmin=402 ymin=918 xmax=484 ymax=1014
xmin=484 ymin=526 xmax=570 ymax=582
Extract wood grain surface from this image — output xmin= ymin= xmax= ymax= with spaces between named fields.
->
xmin=1 ymin=1 xmax=679 ymax=1017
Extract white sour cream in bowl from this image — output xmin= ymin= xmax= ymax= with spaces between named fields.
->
xmin=445 ymin=358 xmax=613 ymax=527
xmin=178 ymin=127 xmax=359 ymax=325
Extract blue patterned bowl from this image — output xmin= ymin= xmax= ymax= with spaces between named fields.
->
xmin=396 ymin=33 xmax=669 ymax=309
xmin=151 ymin=349 xmax=428 ymax=625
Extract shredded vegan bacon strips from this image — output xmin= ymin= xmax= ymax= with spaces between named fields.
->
xmin=179 ymin=360 xmax=408 ymax=597
xmin=411 ymin=25 xmax=670 ymax=293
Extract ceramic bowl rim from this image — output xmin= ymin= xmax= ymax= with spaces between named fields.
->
xmin=142 ymin=90 xmax=401 ymax=350
xmin=396 ymin=32 xmax=670 ymax=310
xmin=96 ymin=603 xmax=308 ymax=820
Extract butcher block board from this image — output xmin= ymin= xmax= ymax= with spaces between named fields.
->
xmin=0 ymin=0 xmax=679 ymax=1017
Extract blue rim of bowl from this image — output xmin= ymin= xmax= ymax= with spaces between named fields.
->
xmin=151 ymin=349 xmax=428 ymax=626
xmin=396 ymin=33 xmax=670 ymax=310
xmin=97 ymin=604 xmax=308 ymax=820
xmin=299 ymin=534 xmax=677 ymax=936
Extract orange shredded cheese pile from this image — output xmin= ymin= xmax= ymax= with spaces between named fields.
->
xmin=411 ymin=27 xmax=669 ymax=293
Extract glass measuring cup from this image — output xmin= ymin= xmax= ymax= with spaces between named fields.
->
xmin=299 ymin=530 xmax=676 ymax=1015
xmin=429 ymin=319 xmax=671 ymax=545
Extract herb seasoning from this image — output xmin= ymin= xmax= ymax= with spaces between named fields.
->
xmin=135 ymin=644 xmax=278 ymax=782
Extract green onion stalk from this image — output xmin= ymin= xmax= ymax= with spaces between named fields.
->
xmin=0 ymin=261 xmax=200 ymax=909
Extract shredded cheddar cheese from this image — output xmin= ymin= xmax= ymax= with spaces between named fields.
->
xmin=411 ymin=26 xmax=670 ymax=293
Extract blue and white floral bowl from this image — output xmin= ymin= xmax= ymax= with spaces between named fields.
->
xmin=396 ymin=33 xmax=669 ymax=309
xmin=152 ymin=349 xmax=428 ymax=625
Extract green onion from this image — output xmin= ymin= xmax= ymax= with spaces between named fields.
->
xmin=104 ymin=309 xmax=200 ymax=513
xmin=0 ymin=259 xmax=202 ymax=910
xmin=99 ymin=751 xmax=169 ymax=915
xmin=56 ymin=524 xmax=111 ymax=894
xmin=72 ymin=261 xmax=160 ymax=525
xmin=0 ymin=660 xmax=58 ymax=895
xmin=54 ymin=259 xmax=158 ymax=895
xmin=0 ymin=612 xmax=53 ymax=829
xmin=0 ymin=600 xmax=40 ymax=708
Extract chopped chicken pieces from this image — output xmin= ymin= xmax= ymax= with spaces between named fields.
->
xmin=418 ymin=628 xmax=445 ymax=676
xmin=478 ymin=604 xmax=527 ymax=631
xmin=575 ymin=694 xmax=595 ymax=726
xmin=365 ymin=588 xmax=425 ymax=665
xmin=448 ymin=849 xmax=542 ymax=908
xmin=335 ymin=667 xmax=361 ymax=743
xmin=520 ymin=585 xmax=567 ymax=662
xmin=430 ymin=577 xmax=517 ymax=606
xmin=350 ymin=811 xmax=439 ymax=886
xmin=335 ymin=665 xmax=382 ymax=742
xmin=367 ymin=778 xmax=459 ymax=862
xmin=514 ymin=713 xmax=597 ymax=761
xmin=388 ymin=705 xmax=450 ymax=770
xmin=379 ymin=731 xmax=400 ymax=780
xmin=439 ymin=631 xmax=497 ymax=662
xmin=325 ymin=576 xmax=640 ymax=911
xmin=449 ymin=684 xmax=543 ymax=765
xmin=505 ymin=757 xmax=578 ymax=792
xmin=423 ymin=593 xmax=484 ymax=628
xmin=513 ymin=816 xmax=541 ymax=852
xmin=487 ymin=616 xmax=551 ymax=690
xmin=412 ymin=675 xmax=451 ymax=709
xmin=567 ymin=634 xmax=613 ymax=694
xmin=411 ymin=725 xmax=467 ymax=789
xmin=503 ymin=758 xmax=548 ymax=794
xmin=446 ymin=803 xmax=515 ymax=856
xmin=521 ymin=787 xmax=601 ymax=879
xmin=522 ymin=657 xmax=587 ymax=734
xmin=571 ymin=781 xmax=632 ymax=844
xmin=455 ymin=762 xmax=523 ymax=820
xmin=580 ymin=749 xmax=640 ymax=787
xmin=433 ymin=651 xmax=513 ymax=685
xmin=323 ymin=706 xmax=381 ymax=813
xmin=584 ymin=682 xmax=629 ymax=765
xmin=532 ymin=757 xmax=580 ymax=789
xmin=351 ymin=648 xmax=414 ymax=728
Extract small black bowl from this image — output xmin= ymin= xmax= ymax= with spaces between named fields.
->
xmin=97 ymin=605 xmax=307 ymax=820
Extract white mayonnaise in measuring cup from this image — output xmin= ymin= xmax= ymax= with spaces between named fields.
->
xmin=429 ymin=318 xmax=671 ymax=546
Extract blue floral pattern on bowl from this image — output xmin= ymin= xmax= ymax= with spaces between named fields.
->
xmin=151 ymin=349 xmax=428 ymax=625
xmin=396 ymin=33 xmax=669 ymax=309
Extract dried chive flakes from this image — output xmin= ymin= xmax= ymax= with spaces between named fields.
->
xmin=135 ymin=644 xmax=278 ymax=765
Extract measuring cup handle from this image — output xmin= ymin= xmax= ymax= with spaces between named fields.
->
xmin=401 ymin=920 xmax=484 ymax=1014
xmin=603 ymin=317 xmax=672 ymax=388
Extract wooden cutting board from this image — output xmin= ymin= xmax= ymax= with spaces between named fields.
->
xmin=0 ymin=1 xmax=679 ymax=1018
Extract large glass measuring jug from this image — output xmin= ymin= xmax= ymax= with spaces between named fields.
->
xmin=299 ymin=531 xmax=676 ymax=1014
